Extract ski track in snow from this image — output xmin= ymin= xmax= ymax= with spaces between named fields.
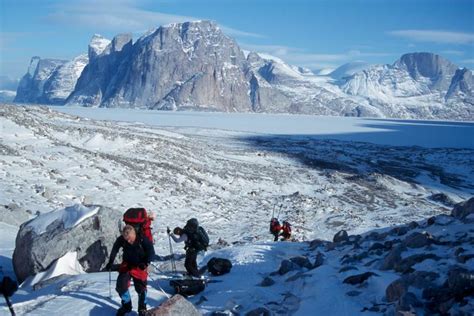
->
xmin=0 ymin=104 xmax=473 ymax=315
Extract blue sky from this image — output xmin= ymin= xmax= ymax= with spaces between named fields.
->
xmin=1 ymin=0 xmax=473 ymax=80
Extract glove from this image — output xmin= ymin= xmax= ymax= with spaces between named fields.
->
xmin=167 ymin=227 xmax=171 ymax=235
xmin=105 ymin=262 xmax=112 ymax=271
xmin=138 ymin=263 xmax=148 ymax=270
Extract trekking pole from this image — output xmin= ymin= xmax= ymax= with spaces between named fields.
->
xmin=276 ymin=204 xmax=283 ymax=218
xmin=271 ymin=204 xmax=276 ymax=219
xmin=3 ymin=295 xmax=15 ymax=316
xmin=108 ymin=269 xmax=112 ymax=299
xmin=167 ymin=227 xmax=177 ymax=273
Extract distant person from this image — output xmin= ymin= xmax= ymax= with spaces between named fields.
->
xmin=168 ymin=218 xmax=209 ymax=278
xmin=280 ymin=220 xmax=292 ymax=240
xmin=269 ymin=218 xmax=282 ymax=241
xmin=106 ymin=225 xmax=155 ymax=316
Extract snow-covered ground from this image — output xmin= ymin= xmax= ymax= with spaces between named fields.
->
xmin=0 ymin=104 xmax=473 ymax=315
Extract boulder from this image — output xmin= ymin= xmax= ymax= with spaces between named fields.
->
xmin=380 ymin=245 xmax=405 ymax=270
xmin=394 ymin=253 xmax=441 ymax=273
xmin=13 ymin=204 xmax=122 ymax=282
xmin=289 ymin=256 xmax=313 ymax=269
xmin=146 ymin=294 xmax=201 ymax=316
xmin=396 ymin=292 xmax=422 ymax=312
xmin=402 ymin=232 xmax=432 ymax=248
xmin=451 ymin=197 xmax=474 ymax=219
xmin=343 ymin=272 xmax=378 ymax=285
xmin=277 ymin=260 xmax=300 ymax=275
xmin=386 ymin=278 xmax=407 ymax=302
xmin=259 ymin=277 xmax=275 ymax=287
xmin=333 ymin=230 xmax=349 ymax=243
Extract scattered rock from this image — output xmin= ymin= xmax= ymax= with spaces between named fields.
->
xmin=245 ymin=307 xmax=271 ymax=316
xmin=259 ymin=277 xmax=275 ymax=287
xmin=308 ymin=239 xmax=326 ymax=250
xmin=346 ymin=290 xmax=362 ymax=297
xmin=343 ymin=272 xmax=378 ymax=285
xmin=285 ymin=272 xmax=311 ymax=282
xmin=451 ymin=197 xmax=474 ymax=220
xmin=278 ymin=260 xmax=300 ymax=275
xmin=397 ymin=292 xmax=422 ymax=312
xmin=146 ymin=294 xmax=201 ymax=316
xmin=394 ymin=253 xmax=441 ymax=273
xmin=333 ymin=230 xmax=349 ymax=243
xmin=390 ymin=226 xmax=409 ymax=236
xmin=312 ymin=252 xmax=324 ymax=269
xmin=289 ymin=256 xmax=313 ymax=269
xmin=380 ymin=245 xmax=405 ymax=270
xmin=386 ymin=278 xmax=408 ymax=302
xmin=402 ymin=232 xmax=433 ymax=248
xmin=428 ymin=193 xmax=456 ymax=207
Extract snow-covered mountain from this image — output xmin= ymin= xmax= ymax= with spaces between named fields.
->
xmin=341 ymin=53 xmax=474 ymax=120
xmin=14 ymin=54 xmax=88 ymax=105
xmin=13 ymin=21 xmax=474 ymax=120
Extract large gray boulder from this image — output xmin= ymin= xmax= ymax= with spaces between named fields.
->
xmin=145 ymin=294 xmax=201 ymax=316
xmin=13 ymin=204 xmax=122 ymax=283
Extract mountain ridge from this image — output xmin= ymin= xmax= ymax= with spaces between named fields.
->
xmin=13 ymin=20 xmax=474 ymax=120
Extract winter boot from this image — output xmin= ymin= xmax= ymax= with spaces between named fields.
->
xmin=116 ymin=301 xmax=132 ymax=316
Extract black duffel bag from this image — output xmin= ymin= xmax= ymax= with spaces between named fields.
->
xmin=169 ymin=279 xmax=206 ymax=297
xmin=207 ymin=257 xmax=232 ymax=276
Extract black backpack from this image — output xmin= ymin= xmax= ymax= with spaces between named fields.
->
xmin=207 ymin=257 xmax=232 ymax=276
xmin=184 ymin=218 xmax=209 ymax=251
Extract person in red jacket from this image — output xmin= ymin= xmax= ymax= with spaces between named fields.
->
xmin=269 ymin=218 xmax=282 ymax=241
xmin=280 ymin=221 xmax=292 ymax=241
xmin=106 ymin=225 xmax=155 ymax=316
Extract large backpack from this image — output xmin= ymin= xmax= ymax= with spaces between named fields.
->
xmin=123 ymin=208 xmax=154 ymax=244
xmin=207 ymin=257 xmax=232 ymax=276
xmin=184 ymin=218 xmax=209 ymax=251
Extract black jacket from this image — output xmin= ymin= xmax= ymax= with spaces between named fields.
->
xmin=108 ymin=236 xmax=155 ymax=267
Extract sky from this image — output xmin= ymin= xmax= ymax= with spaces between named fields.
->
xmin=0 ymin=0 xmax=473 ymax=83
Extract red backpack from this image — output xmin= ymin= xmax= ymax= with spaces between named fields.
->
xmin=281 ymin=221 xmax=292 ymax=239
xmin=269 ymin=218 xmax=281 ymax=234
xmin=123 ymin=208 xmax=154 ymax=243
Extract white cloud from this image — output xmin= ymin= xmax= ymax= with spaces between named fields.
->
xmin=441 ymin=50 xmax=465 ymax=56
xmin=389 ymin=30 xmax=474 ymax=44
xmin=44 ymin=0 xmax=262 ymax=38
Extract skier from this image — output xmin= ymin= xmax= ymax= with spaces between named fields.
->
xmin=167 ymin=218 xmax=209 ymax=278
xmin=106 ymin=225 xmax=155 ymax=316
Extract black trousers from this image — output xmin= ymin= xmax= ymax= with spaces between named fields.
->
xmin=116 ymin=271 xmax=147 ymax=308
xmin=185 ymin=249 xmax=200 ymax=277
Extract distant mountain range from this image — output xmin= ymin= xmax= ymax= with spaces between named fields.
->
xmin=14 ymin=20 xmax=474 ymax=120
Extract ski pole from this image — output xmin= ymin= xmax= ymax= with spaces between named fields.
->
xmin=276 ymin=204 xmax=283 ymax=218
xmin=167 ymin=227 xmax=177 ymax=273
xmin=108 ymin=269 xmax=112 ymax=299
xmin=3 ymin=295 xmax=15 ymax=316
xmin=271 ymin=204 xmax=276 ymax=219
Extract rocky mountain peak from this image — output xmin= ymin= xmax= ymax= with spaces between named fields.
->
xmin=88 ymin=34 xmax=111 ymax=60
xmin=394 ymin=52 xmax=458 ymax=89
